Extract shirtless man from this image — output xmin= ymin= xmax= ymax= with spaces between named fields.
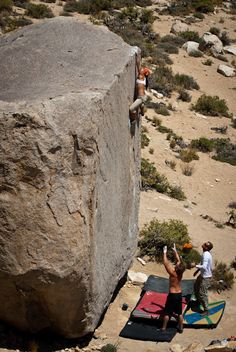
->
xmin=161 ymin=244 xmax=186 ymax=333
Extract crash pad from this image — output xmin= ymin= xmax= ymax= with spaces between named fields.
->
xmin=131 ymin=291 xmax=188 ymax=320
xmin=183 ymin=299 xmax=226 ymax=328
xmin=119 ymin=319 xmax=177 ymax=342
xmin=143 ymin=275 xmax=194 ymax=297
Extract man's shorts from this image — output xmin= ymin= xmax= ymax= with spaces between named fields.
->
xmin=164 ymin=292 xmax=182 ymax=315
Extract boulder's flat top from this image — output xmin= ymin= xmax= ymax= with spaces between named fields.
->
xmin=0 ymin=17 xmax=131 ymax=102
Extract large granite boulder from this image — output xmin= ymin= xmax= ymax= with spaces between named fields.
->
xmin=0 ymin=17 xmax=140 ymax=338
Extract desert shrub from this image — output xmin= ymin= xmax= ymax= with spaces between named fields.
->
xmin=42 ymin=0 xmax=56 ymax=3
xmin=155 ymin=106 xmax=170 ymax=116
xmin=191 ymin=0 xmax=215 ymax=13
xmin=101 ymin=344 xmax=118 ymax=352
xmin=139 ymin=8 xmax=155 ymax=24
xmin=166 ymin=160 xmax=176 ymax=170
xmin=192 ymin=94 xmax=231 ymax=117
xmin=169 ymin=185 xmax=186 ymax=200
xmin=74 ymin=0 xmax=111 ymax=14
xmin=189 ymin=50 xmax=203 ymax=57
xmin=178 ymin=89 xmax=191 ymax=102
xmin=1 ymin=16 xmax=32 ymax=31
xmin=149 ymin=147 xmax=154 ymax=154
xmin=141 ymin=158 xmax=168 ymax=192
xmin=230 ymin=257 xmax=236 ymax=270
xmin=26 ymin=3 xmax=54 ymax=18
xmin=149 ymin=66 xmax=174 ymax=95
xmin=209 ymin=26 xmax=220 ymax=36
xmin=170 ymin=139 xmax=176 ymax=149
xmin=180 ymin=30 xmax=201 ymax=43
xmin=141 ymin=131 xmax=150 ymax=148
xmin=157 ymin=125 xmax=172 ymax=134
xmin=181 ymin=163 xmax=194 ymax=176
xmin=212 ymin=138 xmax=236 ymax=165
xmin=228 ymin=201 xmax=236 ymax=209
xmin=179 ymin=149 xmax=199 ymax=162
xmin=190 ymin=137 xmax=215 ymax=152
xmin=139 ymin=219 xmax=190 ymax=262
xmin=174 ymin=73 xmax=199 ymax=90
xmin=150 ymin=48 xmax=173 ymax=66
xmin=181 ymin=248 xmax=202 ymax=269
xmin=220 ymin=31 xmax=231 ymax=46
xmin=211 ymin=261 xmax=235 ymax=291
xmin=152 ymin=116 xmax=162 ymax=127
xmin=157 ymin=42 xmax=179 ymax=54
xmin=202 ymin=58 xmax=213 ymax=66
xmin=193 ymin=11 xmax=204 ymax=19
xmin=162 ymin=2 xmax=191 ymax=16
xmin=161 ymin=34 xmax=185 ymax=47
xmin=0 ymin=0 xmax=12 ymax=12
xmin=141 ymin=158 xmax=186 ymax=199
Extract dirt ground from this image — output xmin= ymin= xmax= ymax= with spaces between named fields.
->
xmin=93 ymin=7 xmax=236 ymax=352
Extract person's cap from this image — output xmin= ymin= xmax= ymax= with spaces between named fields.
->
xmin=143 ymin=67 xmax=152 ymax=76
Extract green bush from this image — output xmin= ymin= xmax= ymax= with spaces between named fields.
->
xmin=230 ymin=257 xmax=236 ymax=270
xmin=101 ymin=344 xmax=118 ymax=352
xmin=141 ymin=158 xmax=168 ymax=192
xmin=157 ymin=125 xmax=172 ymax=134
xmin=178 ymin=89 xmax=191 ymax=102
xmin=174 ymin=73 xmax=199 ymax=90
xmin=232 ymin=118 xmax=236 ymax=129
xmin=157 ymin=42 xmax=179 ymax=54
xmin=180 ymin=30 xmax=201 ymax=43
xmin=192 ymin=0 xmax=215 ymax=13
xmin=141 ymin=131 xmax=150 ymax=148
xmin=192 ymin=94 xmax=232 ymax=117
xmin=202 ymin=58 xmax=213 ymax=66
xmin=141 ymin=158 xmax=186 ymax=199
xmin=211 ymin=261 xmax=235 ymax=291
xmin=193 ymin=11 xmax=204 ymax=19
xmin=190 ymin=137 xmax=215 ymax=152
xmin=0 ymin=0 xmax=12 ymax=12
xmin=212 ymin=138 xmax=236 ymax=166
xmin=189 ymin=50 xmax=203 ymax=57
xmin=26 ymin=3 xmax=54 ymax=18
xmin=1 ymin=16 xmax=32 ymax=32
xmin=139 ymin=8 xmax=155 ymax=24
xmin=161 ymin=34 xmax=185 ymax=47
xmin=139 ymin=219 xmax=190 ymax=262
xmin=155 ymin=106 xmax=170 ymax=116
xmin=220 ymin=31 xmax=231 ymax=46
xmin=209 ymin=26 xmax=220 ymax=36
xmin=179 ymin=149 xmax=199 ymax=163
xmin=181 ymin=248 xmax=201 ymax=269
xmin=169 ymin=185 xmax=186 ymax=200
xmin=181 ymin=163 xmax=194 ymax=176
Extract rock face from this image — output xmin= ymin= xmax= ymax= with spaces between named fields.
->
xmin=0 ymin=17 xmax=140 ymax=338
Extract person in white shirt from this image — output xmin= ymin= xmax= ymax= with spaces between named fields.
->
xmin=193 ymin=241 xmax=213 ymax=316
